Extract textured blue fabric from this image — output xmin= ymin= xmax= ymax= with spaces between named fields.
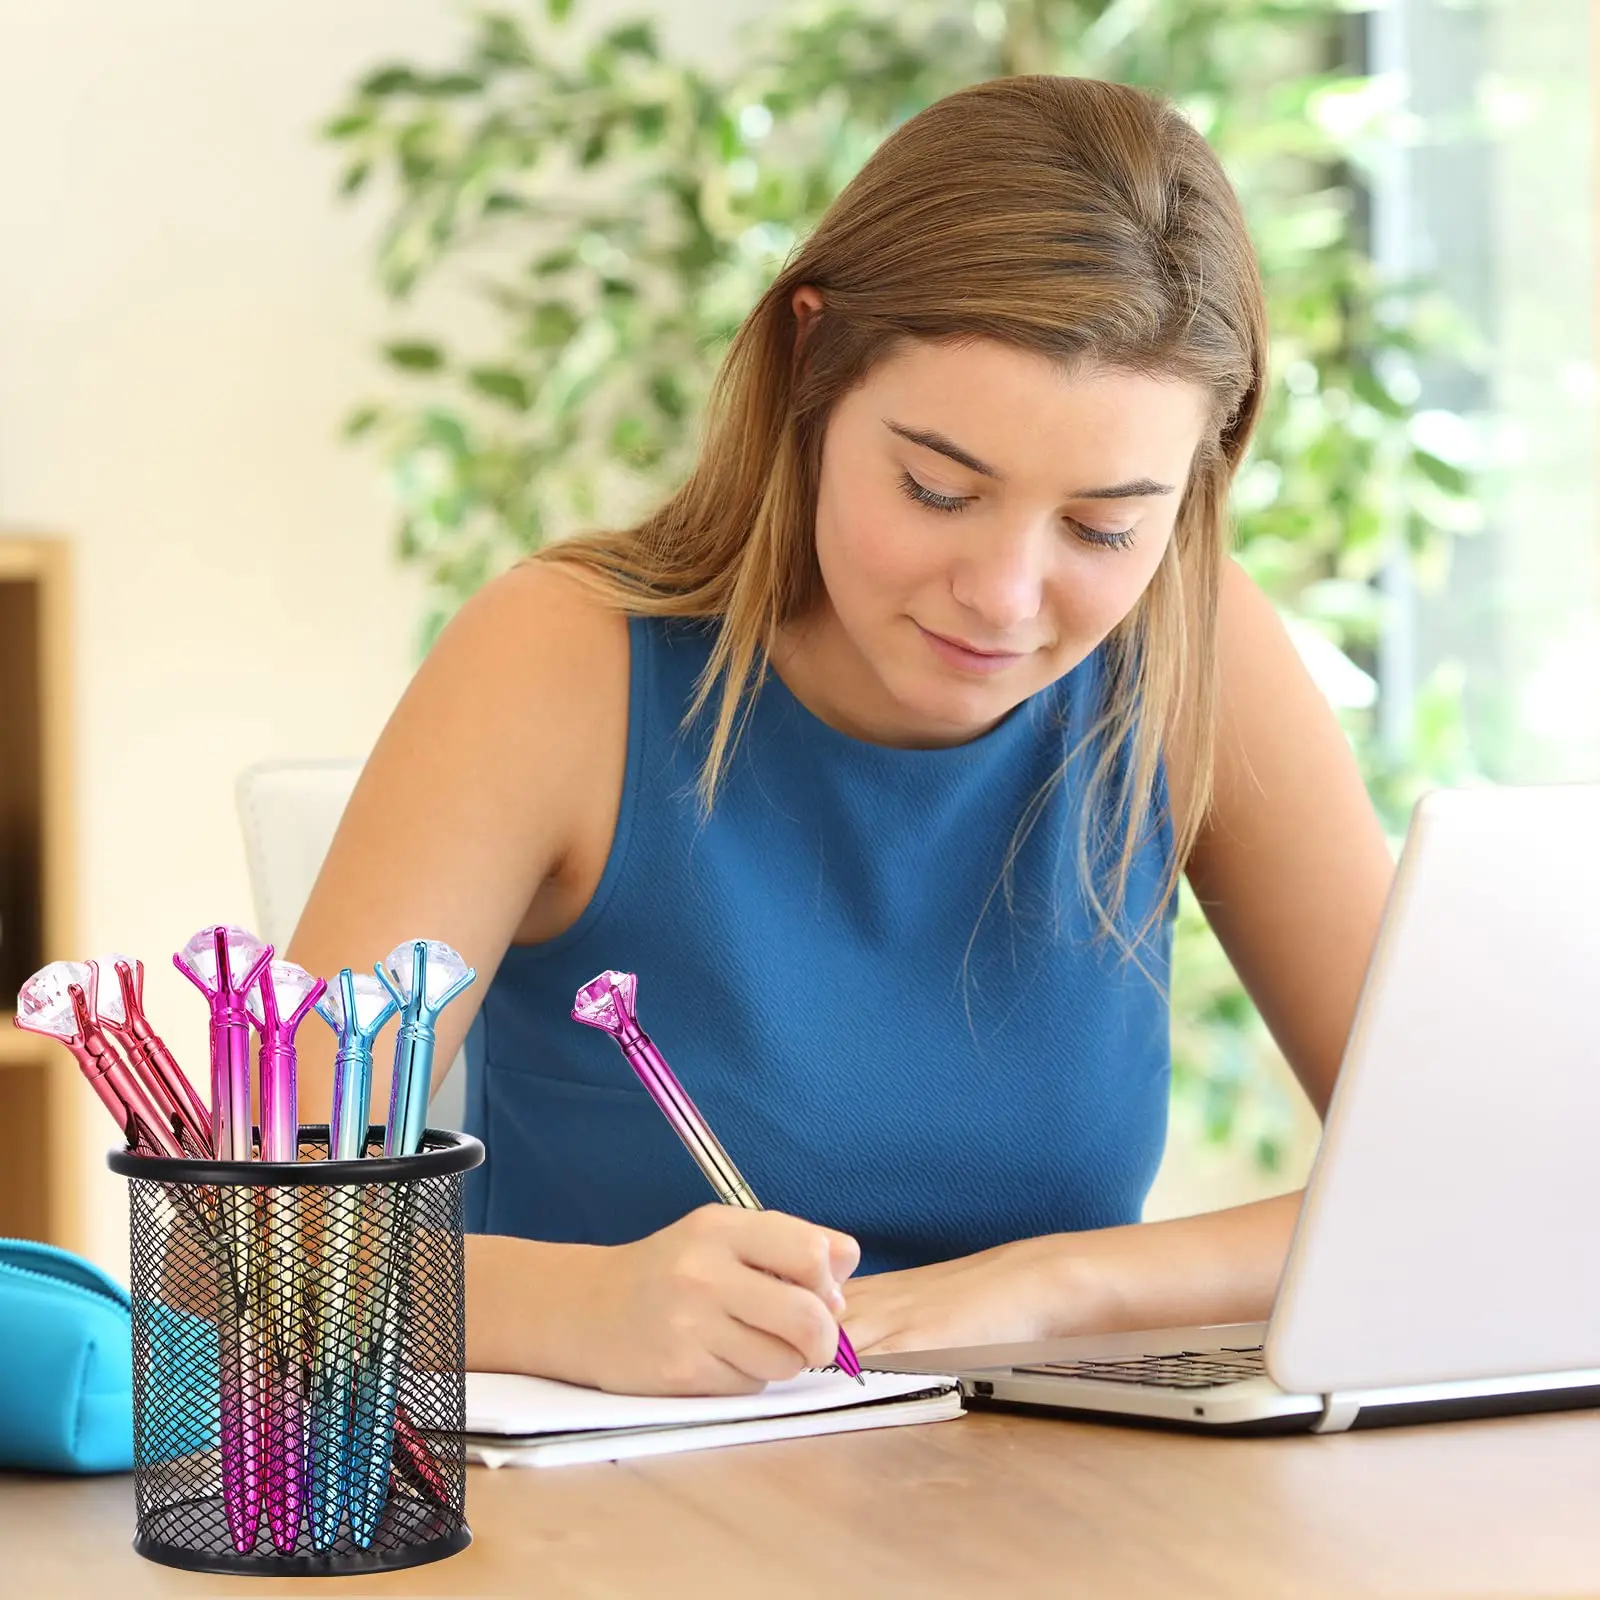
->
xmin=465 ymin=616 xmax=1175 ymax=1274
xmin=0 ymin=1238 xmax=220 ymax=1473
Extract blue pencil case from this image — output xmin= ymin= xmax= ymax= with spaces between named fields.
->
xmin=0 ymin=1237 xmax=216 ymax=1473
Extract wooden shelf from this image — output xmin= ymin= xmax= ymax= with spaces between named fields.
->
xmin=0 ymin=1010 xmax=48 ymax=1069
xmin=0 ymin=533 xmax=77 ymax=1248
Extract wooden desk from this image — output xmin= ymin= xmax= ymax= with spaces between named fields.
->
xmin=6 ymin=1407 xmax=1600 ymax=1597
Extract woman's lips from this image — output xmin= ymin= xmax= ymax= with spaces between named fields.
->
xmin=917 ymin=623 xmax=1030 ymax=675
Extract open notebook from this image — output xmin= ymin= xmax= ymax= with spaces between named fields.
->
xmin=460 ymin=1367 xmax=963 ymax=1468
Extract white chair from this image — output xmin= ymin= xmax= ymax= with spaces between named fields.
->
xmin=234 ymin=758 xmax=468 ymax=1130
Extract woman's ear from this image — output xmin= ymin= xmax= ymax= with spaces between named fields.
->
xmin=791 ymin=284 xmax=823 ymax=324
xmin=790 ymin=284 xmax=824 ymax=377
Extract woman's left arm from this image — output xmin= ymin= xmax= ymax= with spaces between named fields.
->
xmin=846 ymin=560 xmax=1397 ymax=1354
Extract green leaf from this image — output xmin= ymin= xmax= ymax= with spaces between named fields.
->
xmin=531 ymin=247 xmax=578 ymax=277
xmin=546 ymin=0 xmax=574 ymax=21
xmin=339 ymin=160 xmax=372 ymax=197
xmin=323 ymin=110 xmax=373 ymax=141
xmin=529 ymin=302 xmax=580 ymax=347
xmin=1351 ymin=366 xmax=1406 ymax=420
xmin=430 ymin=72 xmax=486 ymax=97
xmin=383 ymin=340 xmax=446 ymax=372
xmin=1411 ymin=449 xmax=1470 ymax=497
xmin=649 ymin=371 xmax=687 ymax=420
xmin=359 ymin=64 xmax=423 ymax=97
xmin=604 ymin=21 xmax=660 ymax=59
xmin=467 ymin=366 xmax=532 ymax=409
xmin=343 ymin=403 xmax=383 ymax=439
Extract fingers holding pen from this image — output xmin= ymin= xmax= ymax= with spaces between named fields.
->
xmin=581 ymin=1205 xmax=861 ymax=1395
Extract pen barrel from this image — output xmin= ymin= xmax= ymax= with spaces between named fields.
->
xmin=384 ymin=1025 xmax=435 ymax=1159
xmin=83 ymin=1042 xmax=186 ymax=1161
xmin=259 ymin=1041 xmax=299 ymax=1165
xmin=308 ymin=1186 xmax=360 ymax=1550
xmin=330 ymin=1043 xmax=373 ymax=1161
xmin=210 ymin=1003 xmax=254 ymax=1162
xmin=262 ymin=1181 xmax=303 ymax=1554
xmin=621 ymin=1032 xmax=761 ymax=1208
xmin=109 ymin=1021 xmax=212 ymax=1158
xmin=139 ymin=1029 xmax=213 ymax=1149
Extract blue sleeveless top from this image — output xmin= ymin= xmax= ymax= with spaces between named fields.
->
xmin=463 ymin=616 xmax=1175 ymax=1274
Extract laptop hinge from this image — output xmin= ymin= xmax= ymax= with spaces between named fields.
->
xmin=1311 ymin=1394 xmax=1361 ymax=1434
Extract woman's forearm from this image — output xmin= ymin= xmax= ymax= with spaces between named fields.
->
xmin=1028 ymin=1190 xmax=1304 ymax=1337
xmin=465 ymin=1231 xmax=606 ymax=1383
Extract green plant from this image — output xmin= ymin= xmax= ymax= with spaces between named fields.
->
xmin=326 ymin=0 xmax=1483 ymax=1166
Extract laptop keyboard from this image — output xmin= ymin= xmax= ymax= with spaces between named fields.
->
xmin=1012 ymin=1345 xmax=1266 ymax=1391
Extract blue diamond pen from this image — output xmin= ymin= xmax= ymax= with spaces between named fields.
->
xmin=308 ymin=969 xmax=398 ymax=1551
xmin=346 ymin=940 xmax=474 ymax=1548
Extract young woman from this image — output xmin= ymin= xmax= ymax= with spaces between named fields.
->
xmin=290 ymin=74 xmax=1394 ymax=1396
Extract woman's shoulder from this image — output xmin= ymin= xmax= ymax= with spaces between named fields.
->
xmin=411 ymin=555 xmax=633 ymax=830
xmin=449 ymin=557 xmax=631 ymax=683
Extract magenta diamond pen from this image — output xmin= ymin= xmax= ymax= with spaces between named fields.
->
xmin=572 ymin=969 xmax=864 ymax=1383
xmin=174 ymin=924 xmax=275 ymax=1555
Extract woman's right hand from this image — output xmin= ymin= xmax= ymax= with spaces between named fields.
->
xmin=554 ymin=1205 xmax=861 ymax=1395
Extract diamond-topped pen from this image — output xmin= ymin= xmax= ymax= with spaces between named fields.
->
xmin=92 ymin=954 xmax=212 ymax=1158
xmin=173 ymin=924 xmax=274 ymax=1555
xmin=343 ymin=939 xmax=476 ymax=1547
xmin=572 ymin=970 xmax=864 ymax=1384
xmin=308 ymin=969 xmax=398 ymax=1550
xmin=173 ymin=925 xmax=274 ymax=1165
xmin=246 ymin=959 xmax=326 ymax=1557
xmin=14 ymin=961 xmax=186 ymax=1160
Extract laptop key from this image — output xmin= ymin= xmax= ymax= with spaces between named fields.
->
xmin=1013 ymin=1346 xmax=1267 ymax=1391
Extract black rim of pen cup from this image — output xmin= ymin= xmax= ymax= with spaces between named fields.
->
xmin=109 ymin=1126 xmax=484 ymax=1578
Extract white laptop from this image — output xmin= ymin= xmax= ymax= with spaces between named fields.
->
xmin=869 ymin=783 xmax=1600 ymax=1434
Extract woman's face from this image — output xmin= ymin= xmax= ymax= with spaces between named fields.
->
xmin=798 ymin=334 xmax=1210 ymax=747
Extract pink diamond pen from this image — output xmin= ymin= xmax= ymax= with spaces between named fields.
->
xmin=91 ymin=954 xmax=213 ymax=1158
xmin=14 ymin=961 xmax=186 ymax=1160
xmin=246 ymin=959 xmax=326 ymax=1557
xmin=572 ymin=970 xmax=863 ymax=1383
xmin=174 ymin=924 xmax=274 ymax=1555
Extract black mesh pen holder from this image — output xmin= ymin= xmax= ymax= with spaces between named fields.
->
xmin=109 ymin=1126 xmax=484 ymax=1577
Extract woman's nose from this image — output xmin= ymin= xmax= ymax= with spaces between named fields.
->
xmin=948 ymin=520 xmax=1047 ymax=636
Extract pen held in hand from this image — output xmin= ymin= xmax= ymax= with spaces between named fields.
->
xmin=572 ymin=969 xmax=864 ymax=1384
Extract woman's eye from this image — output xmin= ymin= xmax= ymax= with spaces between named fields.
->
xmin=1070 ymin=521 xmax=1137 ymax=551
xmin=898 ymin=470 xmax=970 ymax=514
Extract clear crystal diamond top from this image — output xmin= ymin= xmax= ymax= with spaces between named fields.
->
xmin=177 ymin=925 xmax=271 ymax=993
xmin=572 ymin=969 xmax=636 ymax=1033
xmin=16 ymin=960 xmax=97 ymax=1038
xmin=383 ymin=939 xmax=472 ymax=1011
xmin=246 ymin=960 xmax=323 ymax=1027
xmin=316 ymin=972 xmax=396 ymax=1035
xmin=90 ymin=953 xmax=139 ymax=1026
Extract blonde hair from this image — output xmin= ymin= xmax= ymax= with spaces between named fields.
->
xmin=538 ymin=75 xmax=1268 ymax=956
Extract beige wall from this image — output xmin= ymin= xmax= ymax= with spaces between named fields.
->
xmin=0 ymin=0 xmax=758 ymax=1277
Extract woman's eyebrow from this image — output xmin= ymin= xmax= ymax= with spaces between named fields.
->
xmin=883 ymin=419 xmax=1174 ymax=499
xmin=885 ymin=419 xmax=1001 ymax=477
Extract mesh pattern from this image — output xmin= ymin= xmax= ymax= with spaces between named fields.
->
xmin=123 ymin=1133 xmax=469 ymax=1576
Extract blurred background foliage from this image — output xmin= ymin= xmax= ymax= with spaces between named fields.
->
xmin=326 ymin=0 xmax=1485 ymax=1169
